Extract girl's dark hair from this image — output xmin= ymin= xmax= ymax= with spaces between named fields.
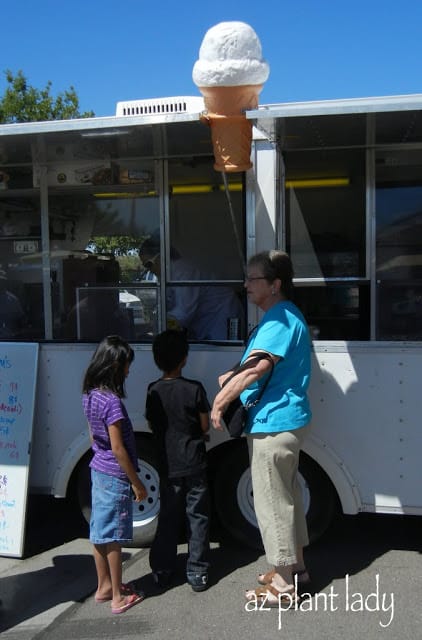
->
xmin=82 ymin=335 xmax=134 ymax=397
xmin=248 ymin=250 xmax=294 ymax=299
xmin=152 ymin=329 xmax=188 ymax=373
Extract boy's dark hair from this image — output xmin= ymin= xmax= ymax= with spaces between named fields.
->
xmin=152 ymin=329 xmax=188 ymax=373
xmin=82 ymin=335 xmax=134 ymax=397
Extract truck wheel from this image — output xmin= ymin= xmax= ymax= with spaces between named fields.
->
xmin=212 ymin=441 xmax=262 ymax=549
xmin=76 ymin=435 xmax=161 ymax=547
xmin=130 ymin=435 xmax=160 ymax=547
xmin=212 ymin=442 xmax=337 ymax=549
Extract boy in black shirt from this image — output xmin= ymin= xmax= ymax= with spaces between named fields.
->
xmin=145 ymin=330 xmax=211 ymax=591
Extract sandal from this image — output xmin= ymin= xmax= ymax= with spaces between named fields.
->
xmin=245 ymin=585 xmax=300 ymax=609
xmin=111 ymin=592 xmax=144 ymax=614
xmin=257 ymin=568 xmax=311 ymax=587
xmin=95 ymin=582 xmax=137 ymax=603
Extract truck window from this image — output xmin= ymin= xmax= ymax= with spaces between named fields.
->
xmin=137 ymin=158 xmax=246 ymax=341
xmin=47 ymin=167 xmax=160 ymax=341
xmin=285 ymin=147 xmax=369 ymax=340
xmin=1 ymin=129 xmax=246 ymax=343
xmin=0 ymin=152 xmax=43 ymax=340
xmin=376 ymin=149 xmax=422 ymax=340
xmin=166 ymin=158 xmax=245 ymax=340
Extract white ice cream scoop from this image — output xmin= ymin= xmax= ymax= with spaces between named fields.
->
xmin=192 ymin=21 xmax=270 ymax=87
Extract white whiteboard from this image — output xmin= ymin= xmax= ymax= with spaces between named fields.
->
xmin=0 ymin=343 xmax=39 ymax=557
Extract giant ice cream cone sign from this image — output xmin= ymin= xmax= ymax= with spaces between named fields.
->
xmin=192 ymin=21 xmax=270 ymax=172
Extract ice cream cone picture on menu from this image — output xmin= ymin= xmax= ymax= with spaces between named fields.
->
xmin=192 ymin=21 xmax=270 ymax=172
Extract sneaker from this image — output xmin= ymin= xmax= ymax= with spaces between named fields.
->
xmin=152 ymin=570 xmax=173 ymax=589
xmin=186 ymin=572 xmax=208 ymax=592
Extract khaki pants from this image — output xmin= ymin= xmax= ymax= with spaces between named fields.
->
xmin=247 ymin=425 xmax=310 ymax=567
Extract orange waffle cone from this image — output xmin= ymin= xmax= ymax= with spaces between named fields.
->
xmin=199 ymin=84 xmax=262 ymax=116
xmin=201 ymin=113 xmax=253 ymax=172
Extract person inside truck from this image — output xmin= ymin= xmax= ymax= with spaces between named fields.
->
xmin=139 ymin=237 xmax=243 ymax=340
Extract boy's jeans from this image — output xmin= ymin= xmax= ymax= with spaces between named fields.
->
xmin=149 ymin=471 xmax=210 ymax=574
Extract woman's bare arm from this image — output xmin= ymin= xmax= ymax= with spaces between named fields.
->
xmin=211 ymin=352 xmax=278 ymax=430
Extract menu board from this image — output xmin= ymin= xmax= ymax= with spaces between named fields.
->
xmin=0 ymin=343 xmax=39 ymax=557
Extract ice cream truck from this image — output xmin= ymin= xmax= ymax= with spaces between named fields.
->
xmin=1 ymin=92 xmax=422 ymax=550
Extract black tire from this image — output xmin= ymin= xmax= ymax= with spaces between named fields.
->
xmin=212 ymin=440 xmax=262 ymax=549
xmin=299 ymin=451 xmax=338 ymax=543
xmin=76 ymin=434 xmax=161 ymax=547
xmin=212 ymin=442 xmax=337 ymax=550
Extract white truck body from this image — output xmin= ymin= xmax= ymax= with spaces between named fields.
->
xmin=1 ymin=92 xmax=422 ymax=547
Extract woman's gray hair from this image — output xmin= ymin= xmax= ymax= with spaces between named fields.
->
xmin=248 ymin=250 xmax=294 ymax=298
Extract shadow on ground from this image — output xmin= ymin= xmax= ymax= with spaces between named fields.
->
xmin=0 ymin=553 xmax=95 ymax=632
xmin=302 ymin=511 xmax=422 ymax=595
xmin=23 ymin=494 xmax=89 ymax=557
xmin=130 ymin=511 xmax=422 ymax=599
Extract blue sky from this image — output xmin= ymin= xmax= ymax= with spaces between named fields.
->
xmin=1 ymin=0 xmax=421 ymax=117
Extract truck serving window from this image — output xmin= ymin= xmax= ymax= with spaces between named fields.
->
xmin=166 ymin=159 xmax=245 ymax=341
xmin=376 ymin=149 xmax=422 ymax=340
xmin=0 ymin=126 xmax=246 ymax=343
xmin=285 ymin=147 xmax=369 ymax=340
xmin=0 ymin=145 xmax=43 ymax=340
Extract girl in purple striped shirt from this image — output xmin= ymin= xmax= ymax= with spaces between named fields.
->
xmin=82 ymin=335 xmax=147 ymax=614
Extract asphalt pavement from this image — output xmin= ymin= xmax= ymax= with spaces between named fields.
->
xmin=0 ymin=496 xmax=421 ymax=640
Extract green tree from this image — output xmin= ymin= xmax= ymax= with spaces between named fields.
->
xmin=0 ymin=69 xmax=94 ymax=123
xmin=90 ymin=235 xmax=145 ymax=256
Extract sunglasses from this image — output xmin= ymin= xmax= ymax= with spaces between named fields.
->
xmin=244 ymin=276 xmax=267 ymax=282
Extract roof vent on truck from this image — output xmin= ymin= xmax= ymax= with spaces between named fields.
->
xmin=116 ymin=96 xmax=205 ymax=117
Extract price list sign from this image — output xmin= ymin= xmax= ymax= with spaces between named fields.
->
xmin=0 ymin=343 xmax=39 ymax=557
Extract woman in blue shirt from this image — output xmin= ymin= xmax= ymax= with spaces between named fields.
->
xmin=211 ymin=250 xmax=312 ymax=608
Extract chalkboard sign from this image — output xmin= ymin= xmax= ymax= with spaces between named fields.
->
xmin=0 ymin=343 xmax=39 ymax=557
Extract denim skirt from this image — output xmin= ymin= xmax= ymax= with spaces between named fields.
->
xmin=90 ymin=468 xmax=133 ymax=544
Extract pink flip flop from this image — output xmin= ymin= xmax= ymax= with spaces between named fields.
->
xmin=95 ymin=582 xmax=136 ymax=603
xmin=111 ymin=592 xmax=145 ymax=614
